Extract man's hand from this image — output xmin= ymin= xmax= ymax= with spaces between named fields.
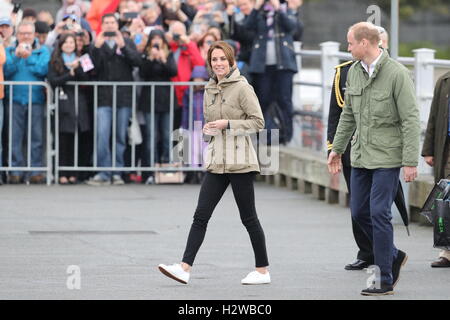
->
xmin=179 ymin=34 xmax=190 ymax=45
xmin=403 ymin=166 xmax=417 ymax=183
xmin=424 ymin=156 xmax=434 ymax=167
xmin=255 ymin=0 xmax=265 ymax=10
xmin=115 ymin=31 xmax=126 ymax=49
xmin=327 ymin=151 xmax=342 ymax=174
xmin=270 ymin=0 xmax=281 ymax=10
xmin=94 ymin=32 xmax=105 ymax=48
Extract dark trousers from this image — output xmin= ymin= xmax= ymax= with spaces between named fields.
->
xmin=342 ymin=165 xmax=374 ymax=263
xmin=351 ymin=167 xmax=400 ymax=285
xmin=182 ymin=172 xmax=269 ymax=268
xmin=252 ymin=67 xmax=295 ymax=143
xmin=59 ymin=131 xmax=91 ymax=179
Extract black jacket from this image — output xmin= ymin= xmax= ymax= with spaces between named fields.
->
xmin=138 ymin=52 xmax=178 ymax=113
xmin=90 ymin=38 xmax=141 ymax=108
xmin=228 ymin=13 xmax=256 ymax=64
xmin=327 ymin=60 xmax=354 ymax=167
xmin=244 ymin=7 xmax=300 ymax=74
xmin=47 ymin=63 xmax=91 ymax=133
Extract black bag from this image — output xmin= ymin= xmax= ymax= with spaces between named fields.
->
xmin=432 ymin=199 xmax=450 ymax=251
xmin=420 ymin=178 xmax=450 ymax=223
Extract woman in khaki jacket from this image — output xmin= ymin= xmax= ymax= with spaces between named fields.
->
xmin=158 ymin=41 xmax=270 ymax=285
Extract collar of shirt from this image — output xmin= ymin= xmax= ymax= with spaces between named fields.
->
xmin=361 ymin=49 xmax=383 ymax=77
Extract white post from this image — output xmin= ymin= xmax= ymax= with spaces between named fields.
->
xmin=413 ymin=48 xmax=435 ymax=175
xmin=320 ymin=41 xmax=341 ymax=150
xmin=293 ymin=41 xmax=302 ymax=110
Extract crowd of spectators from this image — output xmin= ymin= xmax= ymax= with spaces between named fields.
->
xmin=0 ymin=0 xmax=304 ymax=185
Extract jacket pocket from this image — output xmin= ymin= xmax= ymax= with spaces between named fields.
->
xmin=346 ymin=87 xmax=362 ymax=113
xmin=205 ymin=140 xmax=215 ymax=170
xmin=371 ymin=90 xmax=393 ymax=118
xmin=371 ymin=127 xmax=402 ymax=148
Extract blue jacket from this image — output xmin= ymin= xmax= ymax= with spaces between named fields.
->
xmin=244 ymin=7 xmax=300 ymax=74
xmin=4 ymin=39 xmax=50 ymax=105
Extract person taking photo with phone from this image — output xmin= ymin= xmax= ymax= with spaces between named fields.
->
xmin=138 ymin=29 xmax=177 ymax=172
xmin=86 ymin=13 xmax=141 ymax=186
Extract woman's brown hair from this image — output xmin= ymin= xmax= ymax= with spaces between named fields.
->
xmin=206 ymin=41 xmax=236 ymax=74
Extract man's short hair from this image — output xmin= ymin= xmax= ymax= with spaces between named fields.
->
xmin=35 ymin=21 xmax=50 ymax=34
xmin=17 ymin=21 xmax=36 ymax=33
xmin=101 ymin=13 xmax=118 ymax=23
xmin=348 ymin=22 xmax=380 ymax=46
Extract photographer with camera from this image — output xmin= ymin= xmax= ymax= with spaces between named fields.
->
xmin=138 ymin=29 xmax=178 ymax=174
xmin=4 ymin=21 xmax=50 ymax=184
xmin=167 ymin=21 xmax=204 ymax=128
xmin=45 ymin=14 xmax=83 ymax=48
xmin=160 ymin=0 xmax=191 ymax=31
xmin=86 ymin=13 xmax=141 ymax=186
xmin=244 ymin=0 xmax=301 ymax=145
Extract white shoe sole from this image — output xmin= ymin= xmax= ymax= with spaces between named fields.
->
xmin=158 ymin=265 xmax=188 ymax=284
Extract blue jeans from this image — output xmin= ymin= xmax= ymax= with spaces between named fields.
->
xmin=351 ymin=167 xmax=400 ymax=285
xmin=145 ymin=112 xmax=170 ymax=164
xmin=96 ymin=106 xmax=131 ymax=179
xmin=11 ymin=103 xmax=45 ymax=176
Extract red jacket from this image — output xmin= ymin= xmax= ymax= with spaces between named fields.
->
xmin=169 ymin=41 xmax=205 ymax=107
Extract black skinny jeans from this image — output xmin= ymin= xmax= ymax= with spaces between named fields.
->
xmin=182 ymin=172 xmax=269 ymax=268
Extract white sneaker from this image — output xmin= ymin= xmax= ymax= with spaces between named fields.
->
xmin=112 ymin=175 xmax=125 ymax=185
xmin=241 ymin=270 xmax=271 ymax=285
xmin=86 ymin=174 xmax=111 ymax=186
xmin=158 ymin=263 xmax=190 ymax=284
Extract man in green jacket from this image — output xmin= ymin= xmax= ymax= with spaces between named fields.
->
xmin=328 ymin=22 xmax=420 ymax=296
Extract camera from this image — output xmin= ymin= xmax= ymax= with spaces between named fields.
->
xmin=22 ymin=43 xmax=31 ymax=51
xmin=123 ymin=12 xmax=139 ymax=20
xmin=173 ymin=33 xmax=180 ymax=41
xmin=104 ymin=31 xmax=117 ymax=37
xmin=63 ymin=24 xmax=74 ymax=31
xmin=153 ymin=43 xmax=160 ymax=49
xmin=12 ymin=0 xmax=22 ymax=14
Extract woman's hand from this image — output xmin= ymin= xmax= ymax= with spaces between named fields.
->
xmin=203 ymin=120 xmax=228 ymax=135
xmin=208 ymin=119 xmax=229 ymax=130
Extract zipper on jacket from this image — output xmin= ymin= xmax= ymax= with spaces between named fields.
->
xmin=274 ymin=13 xmax=282 ymax=69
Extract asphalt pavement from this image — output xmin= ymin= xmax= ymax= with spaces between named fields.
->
xmin=0 ymin=182 xmax=448 ymax=300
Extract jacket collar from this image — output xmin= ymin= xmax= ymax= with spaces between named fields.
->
xmin=205 ymin=67 xmax=242 ymax=92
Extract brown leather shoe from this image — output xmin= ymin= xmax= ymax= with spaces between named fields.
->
xmin=431 ymin=257 xmax=450 ymax=268
xmin=29 ymin=175 xmax=45 ymax=184
xmin=8 ymin=175 xmax=22 ymax=184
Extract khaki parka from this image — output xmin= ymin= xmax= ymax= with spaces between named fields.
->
xmin=203 ymin=68 xmax=265 ymax=174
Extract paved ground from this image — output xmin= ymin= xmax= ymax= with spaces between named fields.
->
xmin=0 ymin=182 xmax=449 ymax=300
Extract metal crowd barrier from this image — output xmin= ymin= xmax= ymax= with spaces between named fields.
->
xmin=0 ymin=81 xmax=53 ymax=185
xmin=54 ymin=81 xmax=208 ymax=184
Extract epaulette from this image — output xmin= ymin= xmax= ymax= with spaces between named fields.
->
xmin=334 ymin=60 xmax=353 ymax=69
xmin=333 ymin=60 xmax=353 ymax=108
